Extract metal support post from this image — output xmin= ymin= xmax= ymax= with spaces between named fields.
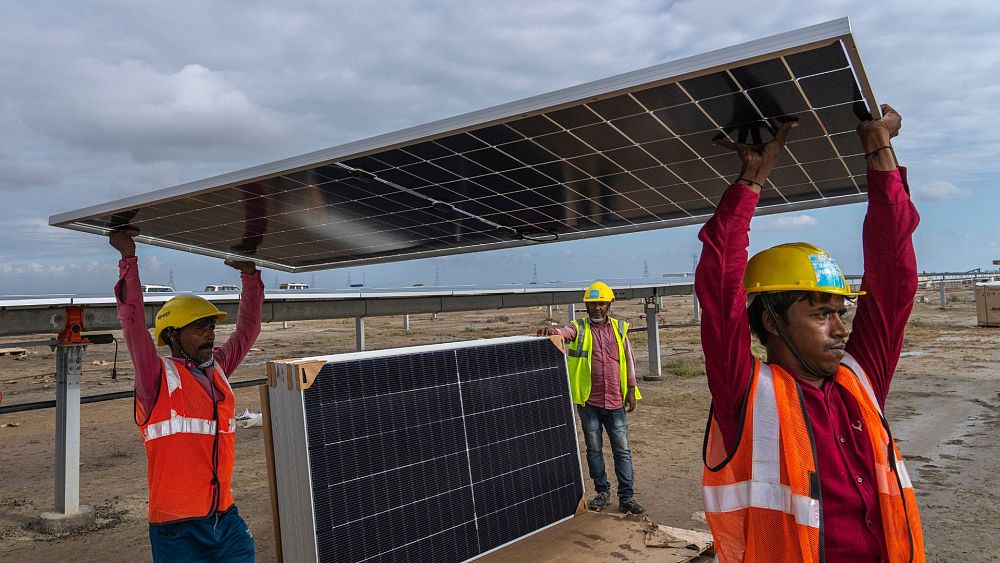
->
xmin=355 ymin=317 xmax=365 ymax=351
xmin=546 ymin=305 xmax=553 ymax=320
xmin=692 ymin=253 xmax=701 ymax=322
xmin=403 ymin=314 xmax=410 ymax=331
xmin=568 ymin=304 xmax=576 ymax=323
xmin=282 ymin=320 xmax=288 ymax=329
xmin=643 ymin=297 xmax=662 ymax=381
xmin=939 ymin=279 xmax=947 ymax=309
xmin=54 ymin=343 xmax=84 ymax=514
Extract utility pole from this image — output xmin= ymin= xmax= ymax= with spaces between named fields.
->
xmin=168 ymin=269 xmax=174 ymax=289
xmin=643 ymin=260 xmax=650 ymax=278
xmin=435 ymin=266 xmax=441 ymax=286
xmin=532 ymin=264 xmax=539 ymax=284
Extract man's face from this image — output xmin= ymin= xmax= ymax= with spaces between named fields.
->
xmin=586 ymin=301 xmax=611 ymax=323
xmin=176 ymin=317 xmax=216 ymax=364
xmin=779 ymin=295 xmax=850 ymax=375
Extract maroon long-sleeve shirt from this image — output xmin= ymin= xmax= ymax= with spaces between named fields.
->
xmin=695 ymin=168 xmax=919 ymax=562
xmin=115 ymin=256 xmax=265 ymax=415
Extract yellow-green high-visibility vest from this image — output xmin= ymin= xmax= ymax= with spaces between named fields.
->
xmin=565 ymin=316 xmax=640 ymax=406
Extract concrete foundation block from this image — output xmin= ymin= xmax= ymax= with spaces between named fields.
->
xmin=36 ymin=505 xmax=95 ymax=534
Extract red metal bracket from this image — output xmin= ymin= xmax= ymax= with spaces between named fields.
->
xmin=57 ymin=306 xmax=88 ymax=345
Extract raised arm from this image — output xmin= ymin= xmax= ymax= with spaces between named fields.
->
xmin=844 ymin=105 xmax=919 ymax=406
xmin=696 ymin=121 xmax=796 ymax=449
xmin=109 ymin=228 xmax=162 ymax=419
xmin=214 ymin=260 xmax=264 ymax=377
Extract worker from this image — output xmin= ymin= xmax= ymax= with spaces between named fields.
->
xmin=537 ymin=282 xmax=645 ymax=514
xmin=110 ymin=227 xmax=264 ymax=563
xmin=696 ymin=105 xmax=924 ymax=561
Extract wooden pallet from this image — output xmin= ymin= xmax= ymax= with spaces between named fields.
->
xmin=0 ymin=348 xmax=27 ymax=356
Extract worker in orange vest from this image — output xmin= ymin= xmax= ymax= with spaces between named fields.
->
xmin=695 ymin=105 xmax=924 ymax=561
xmin=110 ymin=227 xmax=264 ymax=563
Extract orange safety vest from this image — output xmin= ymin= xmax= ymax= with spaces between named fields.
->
xmin=702 ymin=354 xmax=924 ymax=562
xmin=136 ymin=357 xmax=237 ymax=524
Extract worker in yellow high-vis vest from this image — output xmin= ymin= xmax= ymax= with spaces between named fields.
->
xmin=538 ymin=281 xmax=645 ymax=514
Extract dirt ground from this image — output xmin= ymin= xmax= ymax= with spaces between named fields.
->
xmin=1 ymin=289 xmax=998 ymax=562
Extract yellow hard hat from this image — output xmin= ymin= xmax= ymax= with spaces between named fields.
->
xmin=583 ymin=281 xmax=615 ymax=302
xmin=744 ymin=242 xmax=864 ymax=297
xmin=154 ymin=294 xmax=227 ymax=346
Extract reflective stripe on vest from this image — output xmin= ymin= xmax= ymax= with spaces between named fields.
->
xmin=703 ymin=480 xmax=820 ymax=528
xmin=163 ymin=358 xmax=182 ymax=396
xmin=143 ymin=415 xmax=238 ymax=442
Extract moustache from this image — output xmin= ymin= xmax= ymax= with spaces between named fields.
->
xmin=199 ymin=342 xmax=215 ymax=350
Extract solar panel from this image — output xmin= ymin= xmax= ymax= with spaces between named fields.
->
xmin=265 ymin=336 xmax=584 ymax=563
xmin=50 ymin=18 xmax=878 ymax=272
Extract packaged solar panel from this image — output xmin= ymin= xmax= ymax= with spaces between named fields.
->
xmin=261 ymin=335 xmax=585 ymax=563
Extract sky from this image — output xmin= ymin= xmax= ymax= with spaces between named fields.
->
xmin=1 ymin=1 xmax=999 ymax=295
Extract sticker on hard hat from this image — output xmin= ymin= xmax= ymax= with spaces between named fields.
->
xmin=588 ymin=289 xmax=600 ymax=299
xmin=808 ymin=254 xmax=846 ymax=289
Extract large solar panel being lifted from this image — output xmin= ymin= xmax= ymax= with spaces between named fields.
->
xmin=51 ymin=18 xmax=877 ymax=272
xmin=265 ymin=336 xmax=584 ymax=563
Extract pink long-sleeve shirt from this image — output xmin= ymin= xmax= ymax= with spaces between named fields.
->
xmin=115 ymin=256 xmax=265 ymax=415
xmin=553 ymin=318 xmax=638 ymax=409
xmin=695 ymin=168 xmax=919 ymax=562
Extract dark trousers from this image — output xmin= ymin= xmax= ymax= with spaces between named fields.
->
xmin=577 ymin=404 xmax=635 ymax=502
xmin=149 ymin=505 xmax=255 ymax=563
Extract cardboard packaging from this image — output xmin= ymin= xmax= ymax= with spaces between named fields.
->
xmin=975 ymin=283 xmax=1000 ymax=327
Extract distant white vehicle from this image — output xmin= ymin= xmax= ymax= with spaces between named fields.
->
xmin=141 ymin=284 xmax=174 ymax=293
xmin=204 ymin=284 xmax=240 ymax=292
xmin=279 ymin=282 xmax=309 ymax=290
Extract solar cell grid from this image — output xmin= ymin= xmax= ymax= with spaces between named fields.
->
xmin=52 ymin=19 xmax=877 ymax=272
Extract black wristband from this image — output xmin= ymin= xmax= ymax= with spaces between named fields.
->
xmin=736 ymin=177 xmax=764 ymax=189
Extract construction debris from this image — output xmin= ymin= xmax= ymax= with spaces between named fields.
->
xmin=0 ymin=348 xmax=28 ymax=356
xmin=644 ymin=519 xmax=714 ymax=552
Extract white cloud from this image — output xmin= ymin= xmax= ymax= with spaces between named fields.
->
xmin=145 ymin=255 xmax=163 ymax=273
xmin=0 ymin=261 xmax=67 ymax=276
xmin=756 ymin=214 xmax=819 ymax=232
xmin=910 ymin=180 xmax=970 ymax=202
xmin=19 ymin=60 xmax=290 ymax=163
